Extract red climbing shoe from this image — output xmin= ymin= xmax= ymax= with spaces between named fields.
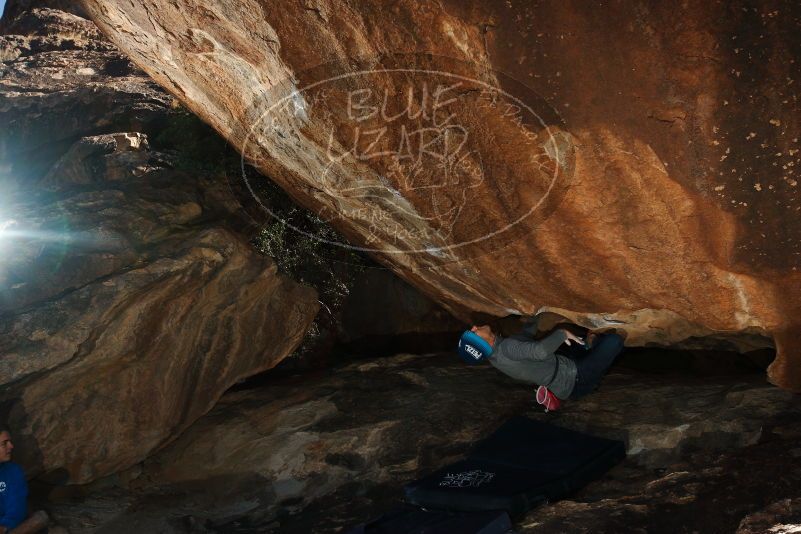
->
xmin=536 ymin=385 xmax=562 ymax=412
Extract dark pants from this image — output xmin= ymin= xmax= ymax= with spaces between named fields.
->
xmin=557 ymin=333 xmax=625 ymax=399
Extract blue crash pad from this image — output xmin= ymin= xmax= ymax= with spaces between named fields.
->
xmin=404 ymin=417 xmax=625 ymax=517
xmin=347 ymin=506 xmax=512 ymax=534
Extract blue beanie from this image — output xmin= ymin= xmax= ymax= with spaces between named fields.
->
xmin=457 ymin=330 xmax=493 ymax=364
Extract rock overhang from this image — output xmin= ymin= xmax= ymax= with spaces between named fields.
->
xmin=76 ymin=0 xmax=801 ymax=388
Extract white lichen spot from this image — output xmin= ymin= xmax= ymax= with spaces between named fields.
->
xmin=746 ymin=132 xmax=757 ymax=140
xmin=714 ymin=185 xmax=725 ymax=191
xmin=712 ymin=140 xmax=720 ymax=146
xmin=291 ymin=90 xmax=308 ymax=122
xmin=769 ymin=119 xmax=782 ymax=127
xmin=754 ymin=183 xmax=763 ymax=191
xmin=789 ymin=179 xmax=798 ymax=187
xmin=425 ymin=247 xmax=448 ymax=259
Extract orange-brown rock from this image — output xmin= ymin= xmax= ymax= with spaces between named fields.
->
xmin=79 ymin=1 xmax=801 ymax=387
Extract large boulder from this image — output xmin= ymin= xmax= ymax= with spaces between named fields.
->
xmin=0 ymin=9 xmax=319 ymax=484
xmin=79 ymin=0 xmax=801 ymax=388
xmin=0 ymin=130 xmax=319 ymax=484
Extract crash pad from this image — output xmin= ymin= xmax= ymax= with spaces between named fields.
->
xmin=404 ymin=417 xmax=625 ymax=516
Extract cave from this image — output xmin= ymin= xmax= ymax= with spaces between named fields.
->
xmin=1 ymin=1 xmax=801 ymax=533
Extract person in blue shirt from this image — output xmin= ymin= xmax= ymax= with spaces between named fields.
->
xmin=0 ymin=426 xmax=27 ymax=533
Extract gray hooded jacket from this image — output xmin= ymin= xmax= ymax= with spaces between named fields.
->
xmin=488 ymin=320 xmax=578 ymax=399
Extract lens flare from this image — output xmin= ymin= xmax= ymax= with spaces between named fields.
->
xmin=0 ymin=219 xmax=17 ymax=236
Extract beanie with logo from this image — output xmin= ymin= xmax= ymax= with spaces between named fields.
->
xmin=457 ymin=330 xmax=494 ymax=364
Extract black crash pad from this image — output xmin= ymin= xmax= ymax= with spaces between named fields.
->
xmin=347 ymin=505 xmax=512 ymax=534
xmin=404 ymin=417 xmax=625 ymax=517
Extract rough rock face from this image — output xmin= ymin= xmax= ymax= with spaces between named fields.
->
xmin=0 ymin=8 xmax=171 ymax=193
xmin=0 ymin=1 xmax=87 ymax=32
xmin=0 ymin=9 xmax=319 ymax=484
xmin=0 ymin=131 xmax=318 ymax=485
xmin=736 ymin=498 xmax=801 ymax=534
xmin=44 ymin=352 xmax=801 ymax=533
xmin=79 ymin=0 xmax=801 ymax=389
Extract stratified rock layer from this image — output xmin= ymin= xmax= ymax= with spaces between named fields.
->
xmin=0 ymin=9 xmax=319 ymax=484
xmin=0 ymin=8 xmax=171 ymax=191
xmin=0 ymin=130 xmax=318 ymax=485
xmin=80 ymin=0 xmax=801 ymax=388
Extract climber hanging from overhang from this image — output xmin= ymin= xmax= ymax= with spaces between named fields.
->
xmin=457 ymin=317 xmax=624 ymax=411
